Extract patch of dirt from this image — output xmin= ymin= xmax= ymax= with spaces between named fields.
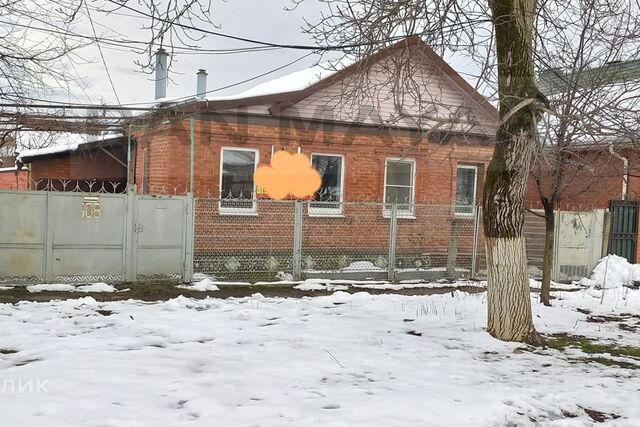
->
xmin=580 ymin=407 xmax=620 ymax=423
xmin=14 ymin=358 xmax=41 ymax=367
xmin=586 ymin=314 xmax=624 ymax=323
xmin=544 ymin=333 xmax=640 ymax=369
xmin=95 ymin=309 xmax=114 ymax=316
xmin=0 ymin=282 xmax=486 ymax=304
xmin=618 ymin=323 xmax=638 ymax=332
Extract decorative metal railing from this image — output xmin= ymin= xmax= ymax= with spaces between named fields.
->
xmin=33 ymin=178 xmax=127 ymax=194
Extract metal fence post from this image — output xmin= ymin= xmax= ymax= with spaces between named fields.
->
xmin=552 ymin=208 xmax=561 ymax=281
xmin=388 ymin=202 xmax=398 ymax=282
xmin=183 ymin=193 xmax=195 ymax=283
xmin=471 ymin=206 xmax=481 ymax=278
xmin=293 ymin=200 xmax=303 ymax=280
xmin=123 ymin=186 xmax=136 ymax=282
xmin=44 ymin=192 xmax=54 ymax=282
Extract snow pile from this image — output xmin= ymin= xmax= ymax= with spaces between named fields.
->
xmin=528 ymin=279 xmax=584 ymax=291
xmin=76 ymin=283 xmax=116 ymax=293
xmin=294 ymin=279 xmax=327 ymax=291
xmin=177 ymin=278 xmax=221 ymax=292
xmin=26 ymin=283 xmax=116 ymax=293
xmin=0 ymin=288 xmax=639 ymax=425
xmin=26 ymin=284 xmax=76 ymax=293
xmin=579 ymin=254 xmax=640 ymax=289
xmin=353 ymin=280 xmax=486 ymax=290
xmin=294 ymin=279 xmax=485 ymax=291
xmin=341 ymin=261 xmax=385 ymax=272
xmin=294 ymin=279 xmax=348 ymax=291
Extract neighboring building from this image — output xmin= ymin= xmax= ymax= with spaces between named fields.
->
xmin=0 ymin=137 xmax=28 ymax=190
xmin=0 ymin=166 xmax=28 ymax=190
xmin=526 ymin=144 xmax=640 ymax=210
xmin=526 ymin=61 xmax=640 ymax=264
xmin=16 ymin=134 xmax=127 ymax=193
xmin=528 ymin=60 xmax=640 ymax=210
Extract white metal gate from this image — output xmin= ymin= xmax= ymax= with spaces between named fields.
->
xmin=0 ymin=189 xmax=193 ymax=284
xmin=554 ymin=210 xmax=605 ymax=280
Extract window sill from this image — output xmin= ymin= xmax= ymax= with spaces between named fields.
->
xmin=219 ymin=210 xmax=258 ymax=217
xmin=453 ymin=209 xmax=476 ymax=219
xmin=383 ymin=213 xmax=416 ymax=220
xmin=308 ymin=208 xmax=344 ymax=218
xmin=308 ymin=212 xmax=345 ymax=218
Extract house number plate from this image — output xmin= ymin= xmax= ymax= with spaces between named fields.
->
xmin=82 ymin=197 xmax=101 ymax=219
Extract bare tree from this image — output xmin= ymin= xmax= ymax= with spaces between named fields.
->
xmin=532 ymin=0 xmax=640 ymax=305
xmin=294 ymin=0 xmax=635 ymax=344
xmin=0 ymin=0 xmax=214 ymax=149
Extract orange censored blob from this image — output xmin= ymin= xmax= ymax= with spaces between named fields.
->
xmin=255 ymin=151 xmax=321 ymax=200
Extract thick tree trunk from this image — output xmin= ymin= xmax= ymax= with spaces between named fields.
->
xmin=484 ymin=0 xmax=543 ymax=345
xmin=540 ymin=201 xmax=555 ymax=306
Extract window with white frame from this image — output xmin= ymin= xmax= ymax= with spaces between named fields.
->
xmin=310 ymin=154 xmax=343 ymax=215
xmin=219 ymin=148 xmax=258 ymax=213
xmin=384 ymin=158 xmax=415 ymax=215
xmin=455 ymin=165 xmax=478 ymax=215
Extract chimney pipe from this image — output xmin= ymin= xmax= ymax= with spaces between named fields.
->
xmin=154 ymin=48 xmax=168 ymax=100
xmin=196 ymin=69 xmax=208 ymax=99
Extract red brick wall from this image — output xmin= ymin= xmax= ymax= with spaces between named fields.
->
xmin=134 ymin=117 xmax=495 ymax=201
xmin=526 ymin=147 xmax=640 ymax=210
xmin=138 ymin=117 xmax=492 ymax=266
xmin=29 ymin=147 xmax=127 ymax=184
xmin=0 ymin=169 xmax=28 ymax=190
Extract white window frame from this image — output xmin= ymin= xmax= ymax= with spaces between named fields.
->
xmin=309 ymin=153 xmax=345 ymax=217
xmin=383 ymin=157 xmax=416 ymax=218
xmin=218 ymin=147 xmax=259 ymax=216
xmin=454 ymin=164 xmax=478 ymax=217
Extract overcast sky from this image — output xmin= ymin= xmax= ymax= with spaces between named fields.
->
xmin=71 ymin=0 xmax=337 ymax=105
xmin=65 ymin=0 xmax=479 ymax=106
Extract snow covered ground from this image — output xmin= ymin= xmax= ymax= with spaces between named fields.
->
xmin=1 ymin=286 xmax=639 ymax=426
xmin=25 ymin=283 xmax=117 ymax=293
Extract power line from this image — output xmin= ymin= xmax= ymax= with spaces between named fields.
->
xmin=104 ymin=0 xmax=414 ymax=51
xmin=0 ymin=51 xmax=317 ymax=110
xmin=0 ymin=19 xmax=284 ymax=55
xmin=84 ymin=3 xmax=122 ymax=106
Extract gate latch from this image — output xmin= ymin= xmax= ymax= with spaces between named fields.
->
xmin=134 ymin=223 xmax=144 ymax=233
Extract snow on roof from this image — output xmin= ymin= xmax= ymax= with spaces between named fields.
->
xmin=205 ymin=58 xmax=354 ymax=102
xmin=17 ymin=133 xmax=124 ymax=161
xmin=0 ymin=166 xmax=18 ymax=172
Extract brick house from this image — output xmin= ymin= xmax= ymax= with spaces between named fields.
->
xmin=9 ymin=37 xmax=498 ymax=279
xmin=134 ymin=37 xmax=498 ymax=207
xmin=125 ymin=37 xmax=499 ymax=278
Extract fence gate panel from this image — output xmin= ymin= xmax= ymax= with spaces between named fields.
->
xmin=554 ymin=210 xmax=605 ymax=281
xmin=0 ymin=189 xmax=192 ymax=284
xmin=0 ymin=191 xmax=47 ymax=283
xmin=49 ymin=192 xmax=127 ymax=282
xmin=133 ymin=195 xmax=189 ymax=282
xmin=608 ymin=200 xmax=638 ymax=263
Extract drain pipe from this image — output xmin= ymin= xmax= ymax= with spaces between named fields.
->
xmin=609 ymin=143 xmax=629 ymax=200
